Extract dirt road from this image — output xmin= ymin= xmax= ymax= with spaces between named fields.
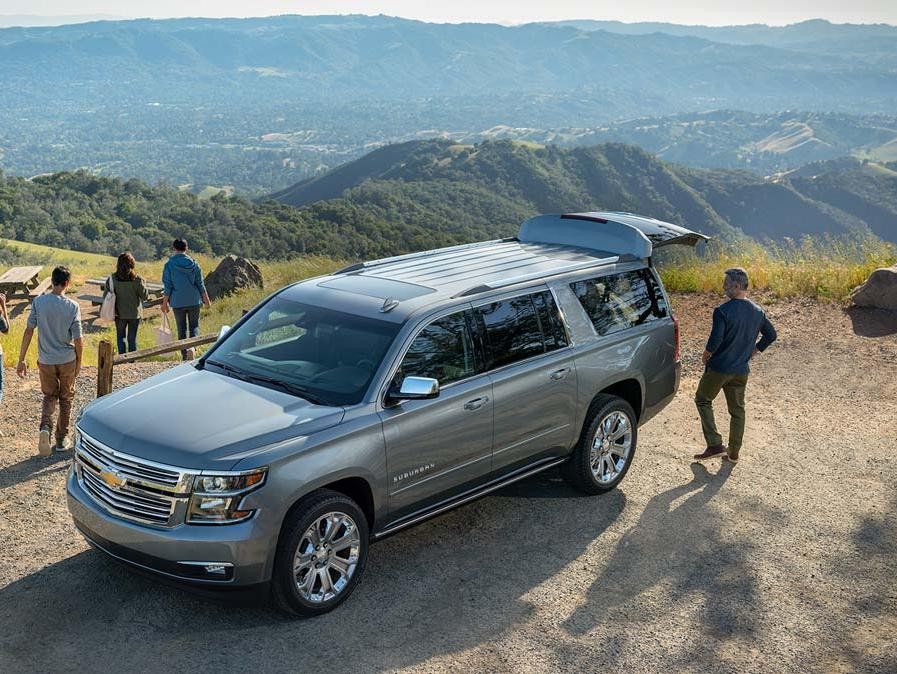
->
xmin=1 ymin=295 xmax=895 ymax=673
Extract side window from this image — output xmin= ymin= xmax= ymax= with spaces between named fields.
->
xmin=532 ymin=290 xmax=569 ymax=351
xmin=398 ymin=311 xmax=477 ymax=386
xmin=571 ymin=270 xmax=663 ymax=336
xmin=477 ymin=296 xmax=544 ymax=369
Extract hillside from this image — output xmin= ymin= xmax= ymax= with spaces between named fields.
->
xmin=4 ymin=140 xmax=897 ymax=264
xmin=459 ymin=111 xmax=897 ymax=175
xmin=272 ymin=140 xmax=897 ymax=244
xmin=1 ymin=15 xmax=896 ymax=193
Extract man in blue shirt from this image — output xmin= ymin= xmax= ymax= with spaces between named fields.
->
xmin=161 ymin=238 xmax=211 ymax=360
xmin=17 ymin=266 xmax=83 ymax=456
xmin=693 ymin=268 xmax=777 ymax=463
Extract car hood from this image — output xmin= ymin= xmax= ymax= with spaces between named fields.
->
xmin=78 ymin=364 xmax=345 ymax=471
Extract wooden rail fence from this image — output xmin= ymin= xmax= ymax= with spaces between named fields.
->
xmin=97 ymin=334 xmax=218 ymax=397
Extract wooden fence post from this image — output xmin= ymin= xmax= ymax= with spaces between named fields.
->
xmin=97 ymin=340 xmax=114 ymax=397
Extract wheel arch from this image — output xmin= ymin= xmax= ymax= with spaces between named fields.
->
xmin=594 ymin=377 xmax=643 ymax=422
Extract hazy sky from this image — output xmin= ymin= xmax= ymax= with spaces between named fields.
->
xmin=3 ymin=1 xmax=897 ymax=26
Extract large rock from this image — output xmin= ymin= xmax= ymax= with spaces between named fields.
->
xmin=204 ymin=255 xmax=263 ymax=301
xmin=850 ymin=266 xmax=897 ymax=310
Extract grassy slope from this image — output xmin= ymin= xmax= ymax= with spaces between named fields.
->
xmin=1 ymin=236 xmax=894 ymax=368
xmin=0 ymin=240 xmax=343 ymax=367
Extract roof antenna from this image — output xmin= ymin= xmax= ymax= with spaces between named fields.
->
xmin=380 ymin=297 xmax=400 ymax=313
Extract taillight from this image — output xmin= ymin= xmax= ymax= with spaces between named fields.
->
xmin=672 ymin=314 xmax=681 ymax=363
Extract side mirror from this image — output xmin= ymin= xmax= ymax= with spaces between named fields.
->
xmin=389 ymin=376 xmax=440 ymax=401
xmin=218 ymin=325 xmax=231 ymax=341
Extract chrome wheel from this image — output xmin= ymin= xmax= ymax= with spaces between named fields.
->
xmin=589 ymin=410 xmax=633 ymax=484
xmin=293 ymin=511 xmax=361 ymax=603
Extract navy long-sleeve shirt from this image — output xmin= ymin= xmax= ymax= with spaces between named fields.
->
xmin=705 ymin=298 xmax=777 ymax=375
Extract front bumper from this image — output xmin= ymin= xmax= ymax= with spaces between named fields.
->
xmin=67 ymin=468 xmax=274 ymax=587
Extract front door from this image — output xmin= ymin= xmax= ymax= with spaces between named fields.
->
xmin=378 ymin=309 xmax=493 ymax=518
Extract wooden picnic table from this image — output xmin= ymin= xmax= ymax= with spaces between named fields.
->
xmin=82 ymin=277 xmax=166 ymax=308
xmin=86 ymin=277 xmax=164 ymax=295
xmin=0 ymin=265 xmax=48 ymax=300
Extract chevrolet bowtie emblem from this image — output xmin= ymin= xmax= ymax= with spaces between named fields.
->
xmin=99 ymin=470 xmax=127 ymax=490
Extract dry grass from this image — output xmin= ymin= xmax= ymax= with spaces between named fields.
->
xmin=658 ymin=236 xmax=897 ymax=302
xmin=1 ymin=234 xmax=894 ymax=368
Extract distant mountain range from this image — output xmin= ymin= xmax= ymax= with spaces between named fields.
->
xmin=442 ymin=111 xmax=897 ymax=175
xmin=543 ymin=19 xmax=897 ymax=66
xmin=0 ymin=15 xmax=896 ymax=193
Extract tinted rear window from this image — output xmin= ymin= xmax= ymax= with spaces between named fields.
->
xmin=571 ymin=269 xmax=667 ymax=336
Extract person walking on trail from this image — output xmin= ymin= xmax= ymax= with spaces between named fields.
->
xmin=161 ymin=238 xmax=211 ymax=360
xmin=0 ymin=292 xmax=9 ymax=437
xmin=16 ymin=266 xmax=83 ymax=457
xmin=693 ymin=267 xmax=777 ymax=464
xmin=105 ymin=252 xmax=149 ymax=354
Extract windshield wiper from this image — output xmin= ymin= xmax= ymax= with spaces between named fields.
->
xmin=241 ymin=373 xmax=330 ymax=406
xmin=205 ymin=360 xmax=329 ymax=406
xmin=205 ymin=359 xmax=250 ymax=380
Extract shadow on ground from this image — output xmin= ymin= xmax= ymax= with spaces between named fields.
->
xmin=845 ymin=306 xmax=897 ymax=338
xmin=0 ymin=453 xmax=69 ymax=491
xmin=557 ymin=461 xmax=756 ymax=669
xmin=0 ymin=463 xmax=763 ymax=673
xmin=816 ymin=492 xmax=897 ymax=673
xmin=0 ymin=469 xmax=625 ymax=673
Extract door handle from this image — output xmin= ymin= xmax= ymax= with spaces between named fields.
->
xmin=550 ymin=368 xmax=571 ymax=381
xmin=463 ymin=396 xmax=489 ymax=411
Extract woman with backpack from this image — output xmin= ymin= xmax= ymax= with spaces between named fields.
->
xmin=104 ymin=252 xmax=149 ymax=354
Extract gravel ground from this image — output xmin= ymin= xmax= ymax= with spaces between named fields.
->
xmin=0 ymin=294 xmax=895 ymax=674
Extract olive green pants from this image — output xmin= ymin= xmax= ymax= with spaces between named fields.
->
xmin=695 ymin=369 xmax=748 ymax=456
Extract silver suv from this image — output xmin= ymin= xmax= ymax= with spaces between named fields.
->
xmin=67 ymin=212 xmax=706 ymax=616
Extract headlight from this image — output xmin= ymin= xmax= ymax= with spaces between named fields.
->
xmin=187 ymin=468 xmax=267 ymax=524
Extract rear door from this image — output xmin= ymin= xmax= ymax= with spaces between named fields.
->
xmin=474 ymin=289 xmax=579 ymax=477
xmin=519 ymin=212 xmax=709 ymax=259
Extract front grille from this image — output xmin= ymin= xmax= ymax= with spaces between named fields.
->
xmin=79 ymin=434 xmax=186 ymax=492
xmin=75 ymin=430 xmax=194 ymax=527
xmin=79 ymin=465 xmax=175 ymax=525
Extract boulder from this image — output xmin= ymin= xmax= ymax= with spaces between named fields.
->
xmin=204 ymin=255 xmax=263 ymax=301
xmin=850 ymin=266 xmax=897 ymax=310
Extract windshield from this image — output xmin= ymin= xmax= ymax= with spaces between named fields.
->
xmin=206 ymin=296 xmax=400 ymax=406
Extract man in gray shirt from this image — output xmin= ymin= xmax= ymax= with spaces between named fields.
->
xmin=17 ymin=266 xmax=83 ymax=456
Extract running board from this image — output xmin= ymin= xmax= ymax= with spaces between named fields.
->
xmin=373 ymin=457 xmax=567 ymax=540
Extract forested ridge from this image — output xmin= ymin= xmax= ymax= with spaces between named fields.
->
xmin=2 ymin=140 xmax=896 ymax=261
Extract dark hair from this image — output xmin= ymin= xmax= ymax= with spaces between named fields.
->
xmin=173 ymin=238 xmax=188 ymax=252
xmin=724 ymin=267 xmax=749 ymax=291
xmin=116 ymin=252 xmax=137 ymax=281
xmin=51 ymin=266 xmax=71 ymax=287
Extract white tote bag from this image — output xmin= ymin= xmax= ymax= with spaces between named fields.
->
xmin=98 ymin=275 xmax=116 ymax=324
xmin=155 ymin=312 xmax=174 ymax=345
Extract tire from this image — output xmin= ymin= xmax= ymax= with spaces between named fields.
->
xmin=272 ymin=489 xmax=370 ymax=617
xmin=562 ymin=394 xmax=638 ymax=495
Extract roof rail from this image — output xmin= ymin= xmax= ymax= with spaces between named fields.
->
xmin=451 ymin=254 xmax=625 ymax=298
xmin=334 ymin=237 xmax=517 ymax=275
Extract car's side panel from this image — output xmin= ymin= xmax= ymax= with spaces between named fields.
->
xmin=550 ymin=273 xmax=677 ymax=435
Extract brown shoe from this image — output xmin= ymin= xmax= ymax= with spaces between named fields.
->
xmin=693 ymin=444 xmax=726 ymax=461
xmin=726 ymin=448 xmax=740 ymax=463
